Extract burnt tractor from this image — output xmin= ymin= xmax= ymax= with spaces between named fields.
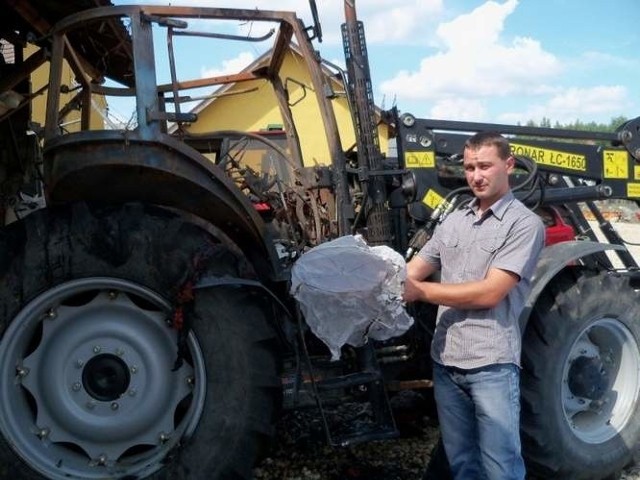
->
xmin=1 ymin=1 xmax=639 ymax=479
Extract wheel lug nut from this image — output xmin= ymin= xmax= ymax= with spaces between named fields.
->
xmin=110 ymin=402 xmax=119 ymax=411
xmin=93 ymin=346 xmax=101 ymax=354
xmin=75 ymin=359 xmax=84 ymax=368
xmin=72 ymin=382 xmax=82 ymax=392
xmin=86 ymin=400 xmax=96 ymax=410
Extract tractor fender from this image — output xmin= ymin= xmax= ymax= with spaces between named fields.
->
xmin=43 ymin=130 xmax=283 ymax=281
xmin=518 ymin=240 xmax=626 ymax=332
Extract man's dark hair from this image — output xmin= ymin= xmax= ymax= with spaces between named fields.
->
xmin=464 ymin=131 xmax=511 ymax=160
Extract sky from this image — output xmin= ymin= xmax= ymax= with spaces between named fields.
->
xmin=108 ymin=0 xmax=640 ymax=126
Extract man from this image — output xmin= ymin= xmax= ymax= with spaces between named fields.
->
xmin=403 ymin=131 xmax=545 ymax=480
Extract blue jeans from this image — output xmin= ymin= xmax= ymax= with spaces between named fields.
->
xmin=433 ymin=362 xmax=525 ymax=480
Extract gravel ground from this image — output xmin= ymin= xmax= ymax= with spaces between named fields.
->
xmin=253 ymin=406 xmax=439 ymax=480
xmin=254 ymin=407 xmax=640 ymax=480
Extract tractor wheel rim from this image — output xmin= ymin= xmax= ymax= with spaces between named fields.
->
xmin=0 ymin=277 xmax=206 ymax=479
xmin=561 ymin=316 xmax=640 ymax=444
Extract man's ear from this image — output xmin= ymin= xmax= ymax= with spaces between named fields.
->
xmin=506 ymin=155 xmax=516 ymax=171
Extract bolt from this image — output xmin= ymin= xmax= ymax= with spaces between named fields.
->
xmin=36 ymin=427 xmax=49 ymax=439
xmin=128 ymin=388 xmax=137 ymax=397
xmin=86 ymin=400 xmax=96 ymax=410
xmin=115 ymin=348 xmax=124 ymax=357
xmin=75 ymin=359 xmax=84 ymax=369
xmin=108 ymin=290 xmax=118 ymax=300
xmin=110 ymin=402 xmax=119 ymax=411
xmin=72 ymin=382 xmax=82 ymax=392
xmin=619 ymin=129 xmax=632 ymax=143
xmin=186 ymin=376 xmax=195 ymax=386
xmin=130 ymin=365 xmax=138 ymax=374
xmin=16 ymin=366 xmax=29 ymax=378
xmin=93 ymin=346 xmax=101 ymax=354
xmin=46 ymin=308 xmax=56 ymax=319
xmin=159 ymin=432 xmax=170 ymax=444
xmin=418 ymin=135 xmax=432 ymax=148
xmin=97 ymin=454 xmax=107 ymax=466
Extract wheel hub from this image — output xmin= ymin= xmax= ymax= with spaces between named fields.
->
xmin=567 ymin=355 xmax=608 ymax=401
xmin=83 ymin=353 xmax=131 ymax=402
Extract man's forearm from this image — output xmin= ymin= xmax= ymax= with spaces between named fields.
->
xmin=416 ymin=280 xmax=499 ymax=309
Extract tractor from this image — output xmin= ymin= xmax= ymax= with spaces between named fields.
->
xmin=0 ymin=1 xmax=639 ymax=479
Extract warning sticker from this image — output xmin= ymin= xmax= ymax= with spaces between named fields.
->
xmin=405 ymin=151 xmax=435 ymax=168
xmin=422 ymin=189 xmax=445 ymax=210
xmin=627 ymin=183 xmax=640 ymax=198
xmin=603 ymin=150 xmax=628 ymax=179
xmin=511 ymin=143 xmax=586 ymax=172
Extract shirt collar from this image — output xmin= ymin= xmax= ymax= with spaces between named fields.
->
xmin=466 ymin=191 xmax=515 ymax=220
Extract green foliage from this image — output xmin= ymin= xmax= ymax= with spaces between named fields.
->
xmin=523 ymin=116 xmax=628 ymax=132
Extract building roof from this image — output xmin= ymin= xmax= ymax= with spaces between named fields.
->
xmin=1 ymin=0 xmax=133 ymax=85
xmin=188 ymin=43 xmax=346 ymax=118
xmin=186 ymin=43 xmax=388 ymax=128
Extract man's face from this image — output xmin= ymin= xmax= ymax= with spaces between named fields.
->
xmin=463 ymin=144 xmax=514 ymax=207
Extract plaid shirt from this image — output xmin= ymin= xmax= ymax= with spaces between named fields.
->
xmin=417 ymin=191 xmax=545 ymax=369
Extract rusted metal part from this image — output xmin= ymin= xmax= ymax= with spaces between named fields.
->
xmin=41 ymin=4 xmax=343 ymax=160
xmin=267 ymin=21 xmax=294 ymax=79
xmin=290 ymin=11 xmax=352 ymax=235
xmin=342 ymin=0 xmax=390 ymax=245
xmin=36 ymin=4 xmax=356 ymax=280
xmin=62 ymin=34 xmax=100 ymax=86
xmin=174 ymin=27 xmax=276 ymax=43
xmin=51 ymin=5 xmax=303 ymax=33
xmin=44 ymin=32 xmax=65 ymax=139
xmin=156 ymin=71 xmax=267 ymax=94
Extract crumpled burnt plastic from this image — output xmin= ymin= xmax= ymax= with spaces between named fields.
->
xmin=290 ymin=235 xmax=414 ymax=360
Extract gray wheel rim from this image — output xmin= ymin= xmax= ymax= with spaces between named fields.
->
xmin=0 ymin=277 xmax=206 ymax=479
xmin=562 ymin=316 xmax=640 ymax=444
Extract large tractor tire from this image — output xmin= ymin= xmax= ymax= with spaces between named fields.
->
xmin=0 ymin=203 xmax=281 ymax=479
xmin=521 ymin=270 xmax=640 ymax=480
